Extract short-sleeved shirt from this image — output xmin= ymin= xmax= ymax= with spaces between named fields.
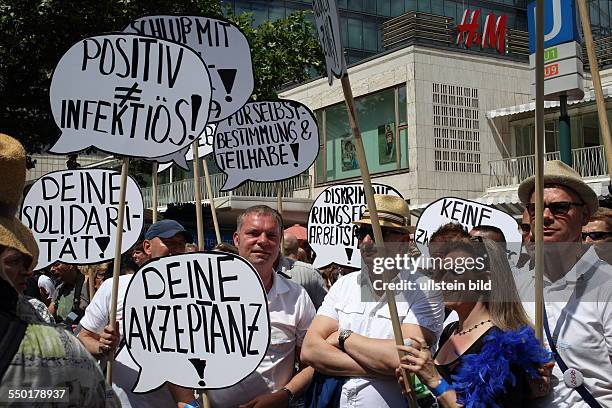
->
xmin=516 ymin=246 xmax=612 ymax=408
xmin=208 ymin=272 xmax=316 ymax=408
xmin=317 ymin=269 xmax=445 ymax=408
xmin=80 ymin=274 xmax=176 ymax=408
xmin=276 ymin=256 xmax=328 ymax=309
xmin=1 ymin=296 xmax=119 ymax=407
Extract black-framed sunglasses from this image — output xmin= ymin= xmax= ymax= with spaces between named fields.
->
xmin=582 ymin=231 xmax=612 ymax=241
xmin=525 ymin=201 xmax=584 ymax=217
xmin=353 ymin=225 xmax=404 ymax=241
xmin=519 ymin=223 xmax=531 ymax=233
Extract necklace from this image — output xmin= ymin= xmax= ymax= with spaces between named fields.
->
xmin=455 ymin=319 xmax=492 ymax=336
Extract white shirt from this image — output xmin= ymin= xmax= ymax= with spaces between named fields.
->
xmin=317 ymin=270 xmax=444 ymax=408
xmin=80 ymin=275 xmax=176 ymax=408
xmin=207 ymin=272 xmax=316 ymax=408
xmin=516 ymin=247 xmax=612 ymax=408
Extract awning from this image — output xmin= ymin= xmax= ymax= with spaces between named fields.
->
xmin=487 ymin=87 xmax=612 ymax=119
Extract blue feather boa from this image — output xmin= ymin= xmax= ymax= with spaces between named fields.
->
xmin=450 ymin=325 xmax=551 ymax=408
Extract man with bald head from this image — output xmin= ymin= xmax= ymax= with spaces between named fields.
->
xmin=516 ymin=161 xmax=612 ymax=407
xmin=283 ymin=232 xmax=300 ymax=260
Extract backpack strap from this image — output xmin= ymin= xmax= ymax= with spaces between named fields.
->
xmin=0 ymin=311 xmax=27 ymax=381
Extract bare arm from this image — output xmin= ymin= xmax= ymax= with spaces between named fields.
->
xmin=301 ymin=315 xmax=373 ymax=376
xmin=339 ymin=323 xmax=436 ymax=376
xmin=167 ymin=384 xmax=195 ymax=407
xmin=77 ymin=322 xmax=120 ymax=358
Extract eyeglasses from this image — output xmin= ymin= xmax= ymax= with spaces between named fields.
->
xmin=525 ymin=201 xmax=584 ymax=218
xmin=354 ymin=225 xmax=404 ymax=241
xmin=582 ymin=231 xmax=612 ymax=241
xmin=519 ymin=223 xmax=531 ymax=233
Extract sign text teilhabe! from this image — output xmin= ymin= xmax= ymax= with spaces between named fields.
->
xmin=414 ymin=197 xmax=522 ymax=264
xmin=313 ymin=0 xmax=346 ymax=85
xmin=20 ymin=169 xmax=144 ymax=270
xmin=49 ymin=34 xmax=212 ymax=159
xmin=123 ymin=252 xmax=270 ymax=392
xmin=308 ymin=183 xmax=403 ymax=269
xmin=214 ymin=100 xmax=319 ymax=191
xmin=125 ymin=16 xmax=254 ymax=122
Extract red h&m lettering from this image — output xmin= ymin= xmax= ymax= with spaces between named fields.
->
xmin=457 ymin=9 xmax=481 ymax=48
xmin=481 ymin=13 xmax=507 ymax=53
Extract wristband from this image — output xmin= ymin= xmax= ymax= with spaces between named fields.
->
xmin=430 ymin=378 xmax=453 ymax=397
xmin=280 ymin=387 xmax=294 ymax=403
xmin=184 ymin=400 xmax=201 ymax=408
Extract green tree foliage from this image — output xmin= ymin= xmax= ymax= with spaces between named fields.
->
xmin=0 ymin=0 xmax=324 ymax=160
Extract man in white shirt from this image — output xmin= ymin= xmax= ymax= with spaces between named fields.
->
xmin=78 ymin=219 xmax=196 ymax=408
xmin=207 ymin=205 xmax=316 ymax=408
xmin=516 ymin=160 xmax=612 ymax=408
xmin=301 ymin=194 xmax=444 ymax=408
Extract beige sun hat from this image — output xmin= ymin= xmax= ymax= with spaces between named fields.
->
xmin=0 ymin=133 xmax=27 ymax=216
xmin=353 ymin=194 xmax=414 ymax=233
xmin=518 ymin=160 xmax=599 ymax=216
xmin=0 ymin=133 xmax=38 ymax=269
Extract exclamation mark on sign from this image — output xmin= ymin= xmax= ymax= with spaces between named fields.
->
xmin=188 ymin=358 xmax=207 ymax=387
xmin=189 ymin=95 xmax=203 ymax=140
xmin=95 ymin=237 xmax=110 ymax=258
xmin=290 ymin=143 xmax=300 ymax=167
xmin=345 ymin=248 xmax=353 ymax=263
xmin=217 ymin=69 xmax=237 ymax=102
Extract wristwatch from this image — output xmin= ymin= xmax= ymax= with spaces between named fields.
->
xmin=280 ymin=386 xmax=294 ymax=404
xmin=338 ymin=329 xmax=353 ymax=351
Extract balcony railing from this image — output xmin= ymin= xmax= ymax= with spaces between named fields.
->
xmin=488 ymin=145 xmax=608 ymax=188
xmin=141 ymin=173 xmax=311 ymax=209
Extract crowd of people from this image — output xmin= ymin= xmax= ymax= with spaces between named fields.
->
xmin=1 ymin=130 xmax=612 ymax=408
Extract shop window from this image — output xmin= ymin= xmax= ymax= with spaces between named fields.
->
xmin=314 ymin=85 xmax=408 ymax=184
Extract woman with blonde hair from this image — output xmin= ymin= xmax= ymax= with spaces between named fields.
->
xmin=397 ymin=237 xmax=552 ymax=407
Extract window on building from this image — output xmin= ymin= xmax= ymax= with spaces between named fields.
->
xmin=314 ymin=85 xmax=408 ymax=184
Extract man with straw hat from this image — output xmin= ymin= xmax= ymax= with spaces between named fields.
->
xmin=516 ymin=160 xmax=612 ymax=408
xmin=0 ymin=133 xmax=118 ymax=406
xmin=301 ymin=194 xmax=443 ymax=407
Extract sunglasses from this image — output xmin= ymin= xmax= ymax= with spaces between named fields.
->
xmin=354 ymin=225 xmax=404 ymax=241
xmin=525 ymin=201 xmax=584 ymax=218
xmin=582 ymin=231 xmax=612 ymax=241
xmin=519 ymin=223 xmax=531 ymax=233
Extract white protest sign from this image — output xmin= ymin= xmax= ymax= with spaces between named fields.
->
xmin=123 ymin=252 xmax=270 ymax=392
xmin=308 ymin=183 xmax=403 ymax=269
xmin=313 ymin=0 xmax=347 ymax=85
xmin=125 ymin=16 xmax=253 ymax=122
xmin=414 ymin=197 xmax=522 ymax=263
xmin=157 ymin=125 xmax=216 ymax=173
xmin=214 ymin=100 xmax=319 ymax=191
xmin=20 ymin=169 xmax=144 ymax=270
xmin=49 ymin=33 xmax=212 ymax=159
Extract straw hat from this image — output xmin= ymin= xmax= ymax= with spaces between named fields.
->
xmin=0 ymin=133 xmax=27 ymax=216
xmin=0 ymin=133 xmax=38 ymax=269
xmin=353 ymin=194 xmax=414 ymax=233
xmin=0 ymin=215 xmax=39 ymax=269
xmin=518 ymin=160 xmax=599 ymax=216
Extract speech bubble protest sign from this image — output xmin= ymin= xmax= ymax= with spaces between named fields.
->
xmin=313 ymin=0 xmax=346 ymax=85
xmin=414 ymin=197 xmax=522 ymax=263
xmin=123 ymin=252 xmax=270 ymax=392
xmin=20 ymin=169 xmax=144 ymax=270
xmin=125 ymin=16 xmax=253 ymax=122
xmin=214 ymin=100 xmax=319 ymax=191
xmin=49 ymin=33 xmax=212 ymax=159
xmin=308 ymin=183 xmax=403 ymax=269
xmin=157 ymin=124 xmax=215 ymax=173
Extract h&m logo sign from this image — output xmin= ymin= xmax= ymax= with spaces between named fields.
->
xmin=456 ymin=9 xmax=508 ymax=54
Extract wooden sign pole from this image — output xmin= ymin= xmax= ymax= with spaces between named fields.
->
xmin=577 ymin=0 xmax=612 ymax=178
xmin=192 ymin=141 xmax=205 ymax=251
xmin=151 ymin=162 xmax=159 ymax=223
xmin=533 ymin=0 xmax=545 ymax=342
xmin=202 ymin=159 xmax=222 ymax=245
xmin=106 ymin=157 xmax=130 ymax=383
xmin=340 ymin=74 xmax=418 ymax=407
